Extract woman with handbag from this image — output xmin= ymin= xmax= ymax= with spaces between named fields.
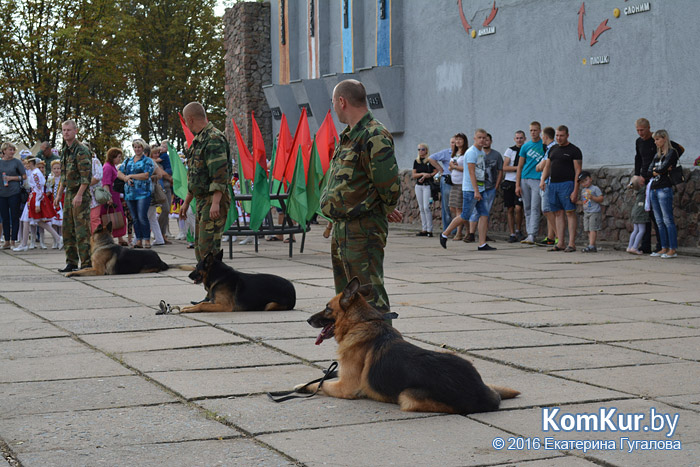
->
xmin=119 ymin=138 xmax=155 ymax=248
xmin=644 ymin=129 xmax=679 ymax=258
xmin=146 ymin=144 xmax=171 ymax=246
xmin=101 ymin=148 xmax=128 ymax=244
xmin=0 ymin=142 xmax=27 ymax=249
xmin=412 ymin=143 xmax=438 ymax=237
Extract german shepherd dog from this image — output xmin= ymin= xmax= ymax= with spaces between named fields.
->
xmin=298 ymin=277 xmax=520 ymax=414
xmin=181 ymin=249 xmax=296 ymax=313
xmin=66 ymin=222 xmax=192 ymax=277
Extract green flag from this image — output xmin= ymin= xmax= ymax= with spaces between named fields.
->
xmin=305 ymin=141 xmax=324 ymax=222
xmin=236 ymin=154 xmax=252 ymax=213
xmin=168 ymin=144 xmax=195 ymax=242
xmin=286 ymin=146 xmax=307 ymax=226
xmin=249 ymin=162 xmax=271 ymax=231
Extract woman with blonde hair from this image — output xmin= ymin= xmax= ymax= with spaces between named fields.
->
xmin=412 ymin=143 xmax=438 ymax=237
xmin=645 ymin=129 xmax=679 ymax=258
xmin=119 ymin=138 xmax=155 ymax=248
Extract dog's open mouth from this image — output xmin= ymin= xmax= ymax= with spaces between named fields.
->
xmin=315 ymin=323 xmax=335 ymax=345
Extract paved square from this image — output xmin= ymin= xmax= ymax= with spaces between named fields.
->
xmin=1 ymin=224 xmax=698 ymax=466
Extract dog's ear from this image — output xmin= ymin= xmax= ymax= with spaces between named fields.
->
xmin=340 ymin=277 xmax=361 ymax=308
xmin=358 ymin=283 xmax=373 ymax=297
xmin=203 ymin=252 xmax=213 ymax=265
xmin=215 ymin=249 xmax=224 ymax=262
xmin=95 ymin=224 xmax=104 ymax=233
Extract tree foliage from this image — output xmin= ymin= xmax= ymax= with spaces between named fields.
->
xmin=0 ymin=0 xmax=225 ymax=152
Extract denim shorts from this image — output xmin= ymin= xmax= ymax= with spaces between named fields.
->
xmin=548 ymin=181 xmax=576 ymax=212
xmin=460 ymin=190 xmax=489 ymax=221
xmin=469 ymin=188 xmax=496 ymax=221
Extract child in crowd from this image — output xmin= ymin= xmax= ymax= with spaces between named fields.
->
xmin=577 ymin=171 xmax=604 ymax=253
xmin=626 ymin=175 xmax=649 ymax=255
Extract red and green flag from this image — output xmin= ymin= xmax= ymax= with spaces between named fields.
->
xmin=305 ymin=140 xmax=324 ymax=222
xmin=249 ymin=112 xmax=271 ymax=231
xmin=286 ymin=146 xmax=308 ymax=226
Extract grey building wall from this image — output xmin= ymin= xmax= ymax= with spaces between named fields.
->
xmin=268 ymin=0 xmax=699 ymax=170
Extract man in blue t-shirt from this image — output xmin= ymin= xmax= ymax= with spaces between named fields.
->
xmin=515 ymin=121 xmax=545 ymax=244
xmin=439 ymin=129 xmax=494 ymax=251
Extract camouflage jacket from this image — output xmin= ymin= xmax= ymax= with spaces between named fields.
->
xmin=320 ymin=112 xmax=399 ymax=220
xmin=60 ymin=140 xmax=91 ymax=190
xmin=186 ymin=122 xmax=232 ymax=198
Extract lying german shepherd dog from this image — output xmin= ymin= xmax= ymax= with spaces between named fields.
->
xmin=181 ymin=249 xmax=296 ymax=313
xmin=66 ymin=222 xmax=193 ymax=277
xmin=298 ymin=277 xmax=519 ymax=414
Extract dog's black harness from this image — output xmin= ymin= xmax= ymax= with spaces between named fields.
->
xmin=267 ymin=361 xmax=339 ymax=403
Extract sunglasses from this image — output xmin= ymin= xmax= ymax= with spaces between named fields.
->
xmin=417 ymin=148 xmax=427 ymax=152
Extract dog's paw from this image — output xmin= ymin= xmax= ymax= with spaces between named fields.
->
xmin=294 ymin=382 xmax=318 ymax=393
xmin=65 ymin=272 xmax=76 ymax=278
xmin=180 ymin=306 xmax=195 ymax=313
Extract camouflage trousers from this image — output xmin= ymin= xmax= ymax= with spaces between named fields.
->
xmin=63 ymin=189 xmax=91 ymax=268
xmin=194 ymin=192 xmax=231 ymax=262
xmin=331 ymin=214 xmax=390 ymax=313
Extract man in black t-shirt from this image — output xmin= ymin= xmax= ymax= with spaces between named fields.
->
xmin=540 ymin=125 xmax=582 ymax=252
xmin=634 ymin=118 xmax=684 ymax=254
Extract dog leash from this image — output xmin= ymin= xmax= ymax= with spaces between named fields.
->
xmin=267 ymin=361 xmax=339 ymax=403
xmin=156 ymin=300 xmax=181 ymax=315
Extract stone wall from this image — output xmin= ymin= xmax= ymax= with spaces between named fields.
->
xmin=223 ymin=3 xmax=272 ymax=158
xmin=397 ymin=168 xmax=700 ymax=248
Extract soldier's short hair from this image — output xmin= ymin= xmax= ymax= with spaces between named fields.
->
xmin=334 ymin=80 xmax=367 ymax=107
xmin=62 ymin=119 xmax=77 ymax=129
xmin=183 ymin=102 xmax=207 ymax=120
xmin=557 ymin=125 xmax=569 ymax=134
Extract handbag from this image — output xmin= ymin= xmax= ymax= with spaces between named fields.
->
xmin=19 ymin=185 xmax=30 ymax=205
xmin=668 ymin=165 xmax=684 ymax=185
xmin=94 ymin=185 xmax=112 ymax=205
xmin=101 ymin=206 xmax=125 ymax=230
xmin=153 ymin=182 xmax=167 ymax=205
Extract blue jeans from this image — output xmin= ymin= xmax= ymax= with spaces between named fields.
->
xmin=440 ymin=176 xmax=454 ymax=232
xmin=0 ymin=193 xmax=21 ymax=241
xmin=649 ymin=186 xmax=677 ymax=250
xmin=126 ymin=196 xmax=151 ymax=241
xmin=469 ymin=188 xmax=496 ymax=222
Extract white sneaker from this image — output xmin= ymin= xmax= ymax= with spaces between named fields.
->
xmin=28 ymin=240 xmax=36 ymax=249
xmin=239 ymin=236 xmax=252 ymax=245
xmin=12 ymin=245 xmax=28 ymax=252
xmin=39 ymin=239 xmax=47 ymax=249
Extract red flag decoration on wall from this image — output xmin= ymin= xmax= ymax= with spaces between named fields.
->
xmin=231 ymin=117 xmax=255 ymax=181
xmin=178 ymin=112 xmax=195 ymax=148
xmin=251 ymin=111 xmax=267 ymax=173
xmin=284 ymin=108 xmax=312 ymax=183
xmin=315 ymin=110 xmax=339 ymax=173
xmin=271 ymin=114 xmax=292 ymax=182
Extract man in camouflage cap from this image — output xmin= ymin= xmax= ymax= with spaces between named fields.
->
xmin=179 ymin=102 xmax=232 ymax=268
xmin=54 ymin=119 xmax=91 ymax=272
xmin=320 ymin=79 xmax=402 ymax=314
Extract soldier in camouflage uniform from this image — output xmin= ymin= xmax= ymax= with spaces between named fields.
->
xmin=55 ymin=120 xmax=92 ymax=272
xmin=179 ymin=102 xmax=232 ymax=264
xmin=320 ymin=80 xmax=401 ymax=314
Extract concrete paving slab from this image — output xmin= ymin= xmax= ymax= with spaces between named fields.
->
xmin=553 ymin=362 xmax=700 ymax=397
xmin=0 ymin=321 xmax=68 ymax=340
xmin=0 ymin=307 xmax=42 ymax=323
xmin=0 ymin=350 xmax=132 ymax=383
xmin=57 ymin=314 xmax=201 ymax=335
xmin=657 ymin=393 xmax=700 ymax=414
xmin=184 ymin=310 xmax=312 ymax=325
xmin=0 ymin=375 xmax=176 ymax=418
xmin=120 ymin=343 xmax=298 ymax=372
xmin=7 ymin=295 xmax=139 ymax=311
xmin=390 ymin=291 xmax=495 ymax=306
xmin=407 ymin=328 xmax=588 ymax=350
xmin=479 ymin=309 xmax=632 ymax=327
xmin=0 ymin=278 xmax=81 ymax=293
xmin=576 ymin=283 xmax=682 ymax=296
xmin=496 ymin=288 xmax=597 ymax=300
xmin=541 ymin=322 xmax=700 ymax=342
xmin=16 ymin=438 xmax=293 ymax=467
xmin=385 ymin=305 xmax=455 ymax=319
xmin=392 ymin=315 xmax=512 ymax=334
xmin=200 ymin=394 xmax=435 ymax=434
xmin=0 ymin=404 xmax=239 ymax=454
xmin=424 ymin=299 xmax=558 ymax=314
xmin=258 ymin=415 xmax=551 ymax=466
xmin=146 ymin=364 xmax=315 ymax=400
xmin=474 ymin=343 xmax=678 ymax=371
xmin=80 ymin=326 xmax=247 ymax=353
xmin=30 ymin=305 xmax=153 ymax=321
xmin=526 ymin=294 xmax=660 ymax=311
xmin=0 ymin=337 xmax=91 ymax=359
xmin=661 ymin=316 xmax=700 ymax=328
xmin=617 ymin=336 xmax=700 ymax=361
xmin=470 ymin=399 xmax=700 ymax=467
xmin=491 ymin=457 xmax=601 ymax=466
xmin=590 ymin=303 xmax=700 ymax=321
xmin=219 ymin=321 xmax=321 ymax=340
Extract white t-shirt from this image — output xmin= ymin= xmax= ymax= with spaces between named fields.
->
xmin=450 ymin=155 xmax=465 ymax=186
xmin=503 ymin=147 xmax=518 ymax=182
